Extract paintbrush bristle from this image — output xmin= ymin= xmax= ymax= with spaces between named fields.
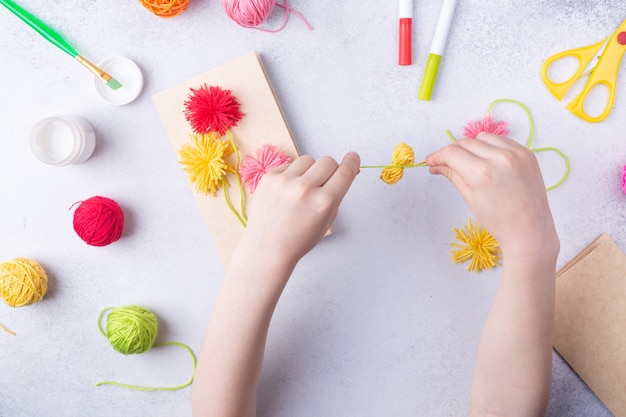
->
xmin=107 ymin=77 xmax=123 ymax=91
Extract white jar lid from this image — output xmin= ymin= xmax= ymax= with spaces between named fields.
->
xmin=94 ymin=56 xmax=144 ymax=105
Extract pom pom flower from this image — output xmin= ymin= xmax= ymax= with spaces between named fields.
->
xmin=380 ymin=142 xmax=416 ymax=184
xmin=451 ymin=219 xmax=501 ymax=272
xmin=183 ymin=85 xmax=244 ymax=135
xmin=239 ymin=145 xmax=291 ymax=193
xmin=178 ymin=132 xmax=236 ymax=196
xmin=463 ymin=114 xmax=510 ymax=138
xmin=360 ymin=143 xmax=427 ymax=185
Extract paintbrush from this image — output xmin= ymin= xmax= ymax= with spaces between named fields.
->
xmin=0 ymin=0 xmax=122 ymax=90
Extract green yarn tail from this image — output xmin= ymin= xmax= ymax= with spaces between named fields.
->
xmin=96 ymin=341 xmax=197 ymax=391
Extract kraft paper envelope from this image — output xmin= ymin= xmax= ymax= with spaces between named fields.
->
xmin=554 ymin=233 xmax=626 ymax=416
xmin=153 ymin=52 xmax=300 ymax=265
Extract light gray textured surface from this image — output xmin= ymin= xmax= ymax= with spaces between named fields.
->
xmin=0 ymin=1 xmax=623 ymax=416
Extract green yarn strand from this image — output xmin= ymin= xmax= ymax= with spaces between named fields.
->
xmin=486 ymin=98 xmax=569 ymax=192
xmin=532 ymin=146 xmax=571 ymax=191
xmin=227 ymin=131 xmax=248 ymax=223
xmin=487 ymin=98 xmax=535 ymax=148
xmin=96 ymin=341 xmax=197 ymax=391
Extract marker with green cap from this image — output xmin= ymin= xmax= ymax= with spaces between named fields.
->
xmin=418 ymin=0 xmax=457 ymax=100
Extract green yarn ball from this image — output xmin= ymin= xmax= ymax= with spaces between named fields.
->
xmin=103 ymin=305 xmax=158 ymax=355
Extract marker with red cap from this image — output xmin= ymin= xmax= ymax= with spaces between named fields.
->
xmin=399 ymin=0 xmax=412 ymax=65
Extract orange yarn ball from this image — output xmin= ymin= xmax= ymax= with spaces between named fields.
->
xmin=139 ymin=0 xmax=189 ymax=18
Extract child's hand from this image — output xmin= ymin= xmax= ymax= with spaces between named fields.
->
xmin=426 ymin=133 xmax=558 ymax=260
xmin=241 ymin=152 xmax=361 ymax=268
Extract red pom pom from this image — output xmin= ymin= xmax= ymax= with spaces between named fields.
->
xmin=183 ymin=84 xmax=244 ymax=135
xmin=72 ymin=196 xmax=125 ymax=247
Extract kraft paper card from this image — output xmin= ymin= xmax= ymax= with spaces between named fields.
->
xmin=152 ymin=52 xmax=300 ymax=265
xmin=554 ymin=233 xmax=626 ymax=417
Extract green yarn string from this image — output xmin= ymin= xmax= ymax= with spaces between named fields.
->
xmin=531 ymin=146 xmax=571 ymax=192
xmin=227 ymin=130 xmax=248 ymax=223
xmin=222 ymin=178 xmax=247 ymax=228
xmin=486 ymin=98 xmax=536 ymax=148
xmin=359 ymin=162 xmax=428 ymax=169
xmin=97 ymin=306 xmax=197 ymax=391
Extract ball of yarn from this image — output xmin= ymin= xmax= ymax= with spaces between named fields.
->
xmin=101 ymin=306 xmax=158 ymax=355
xmin=72 ymin=196 xmax=124 ymax=247
xmin=139 ymin=0 xmax=189 ymax=18
xmin=221 ymin=0 xmax=275 ymax=28
xmin=0 ymin=258 xmax=48 ymax=307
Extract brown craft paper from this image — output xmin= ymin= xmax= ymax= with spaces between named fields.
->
xmin=153 ymin=52 xmax=301 ymax=265
xmin=554 ymin=233 xmax=626 ymax=417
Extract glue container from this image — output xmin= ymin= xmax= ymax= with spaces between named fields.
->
xmin=94 ymin=56 xmax=144 ymax=106
xmin=30 ymin=115 xmax=96 ymax=166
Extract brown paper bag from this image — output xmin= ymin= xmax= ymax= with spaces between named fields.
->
xmin=554 ymin=233 xmax=626 ymax=416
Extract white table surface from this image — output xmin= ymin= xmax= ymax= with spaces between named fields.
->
xmin=1 ymin=1 xmax=623 ymax=416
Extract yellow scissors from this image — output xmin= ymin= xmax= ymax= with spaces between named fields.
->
xmin=541 ymin=19 xmax=626 ymax=122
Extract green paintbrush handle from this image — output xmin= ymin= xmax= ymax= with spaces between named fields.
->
xmin=0 ymin=0 xmax=78 ymax=58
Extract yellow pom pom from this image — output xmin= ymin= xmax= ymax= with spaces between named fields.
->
xmin=391 ymin=142 xmax=415 ymax=166
xmin=380 ymin=167 xmax=404 ymax=184
xmin=379 ymin=143 xmax=416 ymax=184
xmin=0 ymin=258 xmax=48 ymax=307
xmin=451 ymin=219 xmax=501 ymax=272
xmin=178 ymin=132 xmax=236 ymax=196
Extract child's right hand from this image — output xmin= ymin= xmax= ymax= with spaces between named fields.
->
xmin=425 ymin=133 xmax=559 ymax=260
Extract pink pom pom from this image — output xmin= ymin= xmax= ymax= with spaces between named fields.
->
xmin=239 ymin=145 xmax=291 ymax=193
xmin=622 ymin=166 xmax=626 ymax=195
xmin=463 ymin=115 xmax=510 ymax=139
xmin=72 ymin=196 xmax=125 ymax=247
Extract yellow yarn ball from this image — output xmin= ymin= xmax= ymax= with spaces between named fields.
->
xmin=0 ymin=258 xmax=48 ymax=307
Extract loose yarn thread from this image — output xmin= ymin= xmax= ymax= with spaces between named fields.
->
xmin=221 ymin=0 xmax=312 ymax=32
xmin=71 ymin=196 xmax=125 ymax=247
xmin=139 ymin=0 xmax=189 ymax=18
xmin=97 ymin=305 xmax=197 ymax=391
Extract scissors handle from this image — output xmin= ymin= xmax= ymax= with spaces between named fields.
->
xmin=541 ymin=38 xmax=607 ymax=100
xmin=567 ymin=21 xmax=626 ymax=122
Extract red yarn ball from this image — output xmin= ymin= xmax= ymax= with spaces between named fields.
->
xmin=72 ymin=196 xmax=124 ymax=247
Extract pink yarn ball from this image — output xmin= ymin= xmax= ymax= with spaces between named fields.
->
xmin=72 ymin=196 xmax=125 ymax=247
xmin=221 ymin=0 xmax=275 ymax=28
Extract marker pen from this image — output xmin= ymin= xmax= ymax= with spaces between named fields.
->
xmin=399 ymin=0 xmax=412 ymax=65
xmin=418 ymin=0 xmax=457 ymax=100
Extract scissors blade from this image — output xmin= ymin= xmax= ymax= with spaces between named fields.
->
xmin=579 ymin=38 xmax=610 ymax=78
